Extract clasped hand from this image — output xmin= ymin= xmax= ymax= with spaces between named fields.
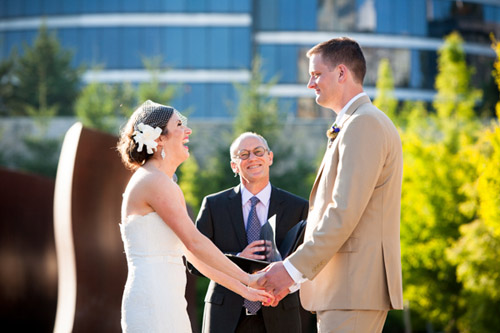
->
xmin=248 ymin=261 xmax=295 ymax=307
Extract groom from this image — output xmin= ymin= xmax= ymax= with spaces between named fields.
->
xmin=258 ymin=37 xmax=404 ymax=332
xmin=192 ymin=132 xmax=309 ymax=333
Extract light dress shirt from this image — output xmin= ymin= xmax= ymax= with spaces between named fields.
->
xmin=240 ymin=182 xmax=271 ymax=230
xmin=283 ymin=91 xmax=368 ymax=290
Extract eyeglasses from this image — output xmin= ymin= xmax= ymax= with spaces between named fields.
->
xmin=234 ymin=146 xmax=268 ymax=160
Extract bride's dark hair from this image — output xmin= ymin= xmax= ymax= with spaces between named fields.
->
xmin=117 ymin=100 xmax=178 ymax=170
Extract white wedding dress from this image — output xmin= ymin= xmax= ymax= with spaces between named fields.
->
xmin=120 ymin=212 xmax=192 ymax=333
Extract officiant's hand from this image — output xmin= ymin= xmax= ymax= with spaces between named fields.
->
xmin=257 ymin=262 xmax=294 ymax=307
xmin=239 ymin=240 xmax=267 ymax=260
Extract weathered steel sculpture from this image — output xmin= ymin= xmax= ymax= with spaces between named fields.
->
xmin=53 ymin=123 xmax=130 ymax=332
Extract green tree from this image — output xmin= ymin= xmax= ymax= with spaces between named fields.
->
xmin=444 ymin=35 xmax=500 ymax=333
xmin=0 ymin=54 xmax=21 ymax=116
xmin=137 ymin=56 xmax=177 ymax=108
xmin=12 ymin=24 xmax=81 ymax=116
xmin=433 ymin=31 xmax=482 ymax=121
xmin=75 ymin=79 xmax=120 ymax=133
xmin=373 ymin=58 xmax=398 ymax=121
xmin=233 ymin=56 xmax=281 ymax=145
xmin=400 ymin=32 xmax=482 ymax=332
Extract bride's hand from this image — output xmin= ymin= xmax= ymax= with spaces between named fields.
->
xmin=247 ymin=271 xmax=266 ymax=289
xmin=243 ymin=286 xmax=274 ymax=305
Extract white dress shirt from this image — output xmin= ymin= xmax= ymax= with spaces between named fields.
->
xmin=283 ymin=91 xmax=367 ymax=288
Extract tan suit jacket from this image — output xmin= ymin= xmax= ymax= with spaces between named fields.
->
xmin=288 ymin=95 xmax=403 ymax=311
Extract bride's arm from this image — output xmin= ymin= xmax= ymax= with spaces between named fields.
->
xmin=184 ymin=249 xmax=272 ymax=303
xmin=147 ymin=176 xmax=260 ymax=288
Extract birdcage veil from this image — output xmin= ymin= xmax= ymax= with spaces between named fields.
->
xmin=133 ymin=100 xmax=187 ymax=131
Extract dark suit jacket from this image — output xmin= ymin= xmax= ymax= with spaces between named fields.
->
xmin=193 ymin=184 xmax=309 ymax=333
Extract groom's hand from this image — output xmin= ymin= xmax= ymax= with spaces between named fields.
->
xmin=257 ymin=262 xmax=294 ymax=307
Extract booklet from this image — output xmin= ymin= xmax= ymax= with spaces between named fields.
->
xmin=226 ymin=217 xmax=307 ymax=273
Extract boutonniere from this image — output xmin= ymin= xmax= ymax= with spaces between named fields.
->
xmin=326 ymin=124 xmax=340 ymax=146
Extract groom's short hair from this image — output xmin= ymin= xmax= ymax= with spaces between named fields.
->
xmin=307 ymin=37 xmax=366 ymax=85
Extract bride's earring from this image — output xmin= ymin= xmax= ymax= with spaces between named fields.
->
xmin=161 ymin=148 xmax=165 ymax=160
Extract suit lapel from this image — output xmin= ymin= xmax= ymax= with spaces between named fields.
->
xmin=310 ymin=95 xmax=371 ymax=202
xmin=228 ymin=185 xmax=248 ymax=249
xmin=268 ymin=186 xmax=282 ymax=224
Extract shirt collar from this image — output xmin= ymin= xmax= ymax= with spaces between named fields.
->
xmin=241 ymin=182 xmax=272 ymax=207
xmin=335 ymin=91 xmax=367 ymax=128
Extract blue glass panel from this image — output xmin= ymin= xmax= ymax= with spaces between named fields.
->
xmin=163 ymin=27 xmax=184 ymax=69
xmin=43 ymin=0 xmax=62 ymax=15
xmin=4 ymin=31 xmax=24 ymax=57
xmin=58 ymin=28 xmax=80 ymax=67
xmin=25 ymin=0 xmax=43 ymax=16
xmin=409 ymin=50 xmax=422 ymax=88
xmin=100 ymin=28 xmax=120 ymax=69
xmin=121 ymin=0 xmax=142 ymax=13
xmin=187 ymin=0 xmax=206 ymax=12
xmin=277 ymin=45 xmax=297 ymax=83
xmin=0 ymin=2 xmax=6 ymax=18
xmin=393 ymin=0 xmax=409 ymax=35
xmin=256 ymin=0 xmax=277 ymax=30
xmin=375 ymin=0 xmax=393 ymax=34
xmin=279 ymin=0 xmax=297 ymax=30
xmin=431 ymin=0 xmax=452 ymax=20
xmin=231 ymin=28 xmax=250 ymax=69
xmin=101 ymin=0 xmax=121 ymax=13
xmin=208 ymin=0 xmax=229 ymax=12
xmin=408 ymin=0 xmax=427 ymax=36
xmin=81 ymin=28 xmax=101 ymax=68
xmin=144 ymin=0 xmax=163 ymax=12
xmin=6 ymin=0 xmax=23 ymax=16
xmin=121 ymin=27 xmax=141 ymax=68
xmin=164 ymin=0 xmax=186 ymax=12
xmin=185 ymin=83 xmax=208 ymax=117
xmin=141 ymin=27 xmax=162 ymax=60
xmin=484 ymin=5 xmax=500 ymax=23
xmin=208 ymin=28 xmax=230 ymax=69
xmin=297 ymin=0 xmax=317 ymax=31
xmin=210 ymin=83 xmax=232 ymax=117
xmin=186 ymin=28 xmax=207 ymax=68
xmin=258 ymin=45 xmax=276 ymax=83
xmin=61 ymin=0 xmax=78 ymax=15
xmin=231 ymin=0 xmax=251 ymax=13
xmin=82 ymin=0 xmax=99 ymax=13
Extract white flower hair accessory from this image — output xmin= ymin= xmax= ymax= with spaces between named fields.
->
xmin=133 ymin=123 xmax=162 ymax=154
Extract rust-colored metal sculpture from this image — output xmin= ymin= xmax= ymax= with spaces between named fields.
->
xmin=53 ymin=123 xmax=130 ymax=332
xmin=0 ymin=168 xmax=57 ymax=332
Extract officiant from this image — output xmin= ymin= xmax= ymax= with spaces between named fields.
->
xmin=190 ymin=132 xmax=309 ymax=333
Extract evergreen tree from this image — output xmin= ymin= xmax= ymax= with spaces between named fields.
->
xmin=0 ymin=54 xmax=21 ymax=116
xmin=75 ymin=80 xmax=120 ymax=133
xmin=13 ymin=24 xmax=81 ymax=116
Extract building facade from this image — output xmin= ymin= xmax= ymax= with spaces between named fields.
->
xmin=1 ymin=0 xmax=499 ymax=118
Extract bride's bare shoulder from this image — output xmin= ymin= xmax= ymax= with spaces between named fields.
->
xmin=128 ymin=166 xmax=173 ymax=191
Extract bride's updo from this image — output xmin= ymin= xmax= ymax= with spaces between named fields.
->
xmin=117 ymin=100 xmax=181 ymax=170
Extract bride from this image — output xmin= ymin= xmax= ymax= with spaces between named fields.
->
xmin=117 ymin=100 xmax=272 ymax=332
